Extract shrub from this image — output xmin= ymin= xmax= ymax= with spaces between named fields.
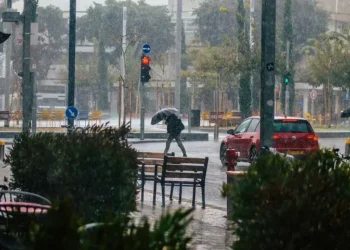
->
xmin=229 ymin=150 xmax=350 ymax=250
xmin=4 ymin=124 xmax=138 ymax=221
xmin=28 ymin=198 xmax=193 ymax=250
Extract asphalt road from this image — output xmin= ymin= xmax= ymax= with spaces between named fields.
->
xmin=132 ymin=137 xmax=349 ymax=210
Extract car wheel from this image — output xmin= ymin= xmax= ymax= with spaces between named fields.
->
xmin=220 ymin=144 xmax=227 ymax=166
xmin=249 ymin=146 xmax=258 ymax=163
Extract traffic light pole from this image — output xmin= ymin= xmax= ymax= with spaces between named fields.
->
xmin=285 ymin=41 xmax=290 ymax=116
xmin=140 ymin=81 xmax=145 ymax=140
xmin=22 ymin=0 xmax=33 ymax=133
xmin=260 ymin=0 xmax=276 ymax=150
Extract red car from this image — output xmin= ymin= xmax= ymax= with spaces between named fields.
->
xmin=220 ymin=116 xmax=319 ymax=164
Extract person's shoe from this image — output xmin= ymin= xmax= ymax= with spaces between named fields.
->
xmin=183 ymin=154 xmax=187 ymax=157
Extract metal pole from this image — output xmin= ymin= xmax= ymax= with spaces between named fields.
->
xmin=121 ymin=7 xmax=127 ymax=124
xmin=140 ymin=81 xmax=145 ymax=140
xmin=22 ymin=0 xmax=33 ymax=133
xmin=260 ymin=0 xmax=276 ymax=150
xmin=31 ymin=72 xmax=36 ymax=134
xmin=250 ymin=0 xmax=255 ymax=108
xmin=4 ymin=22 xmax=13 ymax=127
xmin=214 ymin=72 xmax=219 ymax=141
xmin=68 ymin=0 xmax=76 ymax=131
xmin=285 ymin=41 xmax=290 ymax=116
xmin=174 ymin=0 xmax=182 ymax=111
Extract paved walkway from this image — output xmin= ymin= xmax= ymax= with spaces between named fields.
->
xmin=134 ymin=191 xmax=233 ymax=250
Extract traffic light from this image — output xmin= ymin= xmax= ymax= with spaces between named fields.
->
xmin=141 ymin=55 xmax=151 ymax=83
xmin=283 ymin=72 xmax=291 ymax=85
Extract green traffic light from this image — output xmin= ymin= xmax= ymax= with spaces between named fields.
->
xmin=284 ymin=77 xmax=289 ymax=84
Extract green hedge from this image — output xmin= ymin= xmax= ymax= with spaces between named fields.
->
xmin=228 ymin=150 xmax=350 ymax=250
xmin=4 ymin=124 xmax=138 ymax=221
xmin=13 ymin=198 xmax=193 ymax=250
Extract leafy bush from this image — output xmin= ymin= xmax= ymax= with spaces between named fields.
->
xmin=229 ymin=150 xmax=350 ymax=250
xmin=4 ymin=124 xmax=138 ymax=221
xmin=28 ymin=198 xmax=192 ymax=250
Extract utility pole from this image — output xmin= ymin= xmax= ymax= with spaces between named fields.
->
xmin=22 ymin=0 xmax=33 ymax=133
xmin=4 ymin=1 xmax=14 ymax=127
xmin=68 ymin=0 xmax=76 ymax=131
xmin=121 ymin=7 xmax=127 ymax=124
xmin=285 ymin=41 xmax=290 ymax=116
xmin=249 ymin=0 xmax=255 ymax=109
xmin=260 ymin=0 xmax=276 ymax=150
xmin=174 ymin=0 xmax=182 ymax=111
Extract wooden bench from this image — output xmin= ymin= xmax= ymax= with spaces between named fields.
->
xmin=153 ymin=156 xmax=209 ymax=208
xmin=209 ymin=112 xmax=224 ymax=126
xmin=137 ymin=152 xmax=175 ymax=202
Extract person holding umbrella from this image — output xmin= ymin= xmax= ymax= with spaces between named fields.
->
xmin=151 ymin=108 xmax=187 ymax=157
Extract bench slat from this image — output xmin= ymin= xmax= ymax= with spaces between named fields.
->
xmin=166 ymin=164 xmax=204 ymax=172
xmin=164 ymin=172 xmax=203 ymax=179
xmin=166 ymin=157 xmax=207 ymax=164
xmin=137 ymin=159 xmax=164 ymax=165
xmin=137 ymin=152 xmax=165 ymax=159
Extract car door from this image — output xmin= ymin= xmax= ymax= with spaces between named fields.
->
xmin=239 ymin=119 xmax=260 ymax=159
xmin=227 ymin=119 xmax=252 ymax=154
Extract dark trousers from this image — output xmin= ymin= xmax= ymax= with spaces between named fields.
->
xmin=164 ymin=133 xmax=187 ymax=156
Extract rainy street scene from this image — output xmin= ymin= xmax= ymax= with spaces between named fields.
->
xmin=0 ymin=0 xmax=349 ymax=249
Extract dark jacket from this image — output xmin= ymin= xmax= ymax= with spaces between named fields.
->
xmin=166 ymin=114 xmax=185 ymax=135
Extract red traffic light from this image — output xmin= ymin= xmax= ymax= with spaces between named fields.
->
xmin=142 ymin=56 xmax=151 ymax=65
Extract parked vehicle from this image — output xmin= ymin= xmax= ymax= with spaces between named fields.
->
xmin=220 ymin=116 xmax=319 ymax=165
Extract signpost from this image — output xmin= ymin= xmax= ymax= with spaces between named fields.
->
xmin=310 ymin=90 xmax=317 ymax=118
xmin=140 ymin=44 xmax=151 ymax=141
xmin=65 ymin=106 xmax=79 ymax=120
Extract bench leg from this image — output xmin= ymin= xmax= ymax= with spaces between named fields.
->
xmin=192 ymin=182 xmax=196 ymax=208
xmin=141 ymin=178 xmax=145 ymax=203
xmin=170 ymin=183 xmax=174 ymax=201
xmin=179 ymin=183 xmax=182 ymax=204
xmin=201 ymin=185 xmax=206 ymax=209
xmin=161 ymin=184 xmax=165 ymax=208
xmin=153 ymin=180 xmax=157 ymax=206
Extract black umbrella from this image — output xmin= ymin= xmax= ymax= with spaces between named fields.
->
xmin=341 ymin=108 xmax=350 ymax=118
xmin=151 ymin=108 xmax=179 ymax=125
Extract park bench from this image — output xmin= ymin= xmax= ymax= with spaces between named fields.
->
xmin=153 ymin=155 xmax=209 ymax=209
xmin=0 ymin=111 xmax=10 ymax=127
xmin=136 ymin=152 xmax=175 ymax=202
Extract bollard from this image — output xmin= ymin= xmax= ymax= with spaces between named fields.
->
xmin=226 ymin=148 xmax=239 ymax=218
xmin=345 ymin=139 xmax=350 ymax=156
xmin=0 ymin=141 xmax=5 ymax=161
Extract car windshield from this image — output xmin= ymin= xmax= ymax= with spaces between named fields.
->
xmin=274 ymin=120 xmax=313 ymax=133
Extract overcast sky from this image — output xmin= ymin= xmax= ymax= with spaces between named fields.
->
xmin=14 ymin=0 xmax=168 ymax=12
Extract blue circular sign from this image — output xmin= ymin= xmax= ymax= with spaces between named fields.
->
xmin=65 ymin=106 xmax=79 ymax=120
xmin=298 ymin=100 xmax=303 ymax=106
xmin=142 ymin=44 xmax=151 ymax=54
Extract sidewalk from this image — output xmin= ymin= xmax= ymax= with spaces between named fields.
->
xmin=134 ymin=191 xmax=233 ymax=250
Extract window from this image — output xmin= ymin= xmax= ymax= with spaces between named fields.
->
xmin=273 ymin=120 xmax=313 ymax=133
xmin=255 ymin=122 xmax=260 ymax=132
xmin=235 ymin=119 xmax=251 ymax=134
xmin=247 ymin=119 xmax=260 ymax=132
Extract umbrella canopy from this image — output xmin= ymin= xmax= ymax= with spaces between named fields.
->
xmin=151 ymin=108 xmax=179 ymax=125
xmin=341 ymin=108 xmax=350 ymax=118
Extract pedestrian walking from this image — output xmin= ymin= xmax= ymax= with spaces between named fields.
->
xmin=164 ymin=114 xmax=187 ymax=157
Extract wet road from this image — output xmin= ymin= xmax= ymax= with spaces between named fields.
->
xmin=132 ymin=138 xmax=348 ymax=209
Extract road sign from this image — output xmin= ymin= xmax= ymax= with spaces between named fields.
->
xmin=310 ymin=90 xmax=317 ymax=100
xmin=88 ymin=101 xmax=96 ymax=109
xmin=142 ymin=44 xmax=151 ymax=54
xmin=65 ymin=106 xmax=79 ymax=120
xmin=298 ymin=100 xmax=303 ymax=106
